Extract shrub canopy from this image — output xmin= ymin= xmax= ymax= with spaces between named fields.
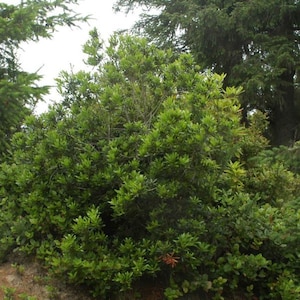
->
xmin=1 ymin=33 xmax=300 ymax=299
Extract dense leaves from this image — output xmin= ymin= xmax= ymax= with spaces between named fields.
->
xmin=0 ymin=0 xmax=86 ymax=157
xmin=115 ymin=0 xmax=300 ymax=145
xmin=1 ymin=34 xmax=300 ymax=299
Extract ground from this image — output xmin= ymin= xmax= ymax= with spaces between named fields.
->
xmin=0 ymin=253 xmax=93 ymax=300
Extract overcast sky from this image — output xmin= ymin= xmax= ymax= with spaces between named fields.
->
xmin=4 ymin=0 xmax=140 ymax=113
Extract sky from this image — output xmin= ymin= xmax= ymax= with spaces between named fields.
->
xmin=4 ymin=0 xmax=141 ymax=113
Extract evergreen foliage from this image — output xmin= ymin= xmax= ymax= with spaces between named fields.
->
xmin=0 ymin=0 xmax=87 ymax=158
xmin=0 ymin=33 xmax=300 ymax=299
xmin=115 ymin=0 xmax=300 ymax=145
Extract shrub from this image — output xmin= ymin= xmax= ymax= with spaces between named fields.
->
xmin=1 ymin=33 xmax=299 ymax=299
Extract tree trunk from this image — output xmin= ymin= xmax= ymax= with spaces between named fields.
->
xmin=270 ymin=70 xmax=298 ymax=146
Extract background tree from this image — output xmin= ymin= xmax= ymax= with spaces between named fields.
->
xmin=115 ymin=0 xmax=300 ymax=145
xmin=0 ymin=0 xmax=86 ymax=157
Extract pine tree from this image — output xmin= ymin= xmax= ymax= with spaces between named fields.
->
xmin=0 ymin=0 xmax=86 ymax=157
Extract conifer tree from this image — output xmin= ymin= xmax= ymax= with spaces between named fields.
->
xmin=0 ymin=0 xmax=86 ymax=157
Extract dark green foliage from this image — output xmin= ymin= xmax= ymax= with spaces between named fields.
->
xmin=1 ymin=34 xmax=300 ymax=299
xmin=0 ymin=0 xmax=87 ymax=158
xmin=115 ymin=0 xmax=300 ymax=146
xmin=252 ymin=141 xmax=300 ymax=175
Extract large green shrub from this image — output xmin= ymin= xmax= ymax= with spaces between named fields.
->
xmin=1 ymin=33 xmax=300 ymax=299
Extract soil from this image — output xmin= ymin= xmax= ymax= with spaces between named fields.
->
xmin=0 ymin=253 xmax=93 ymax=300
